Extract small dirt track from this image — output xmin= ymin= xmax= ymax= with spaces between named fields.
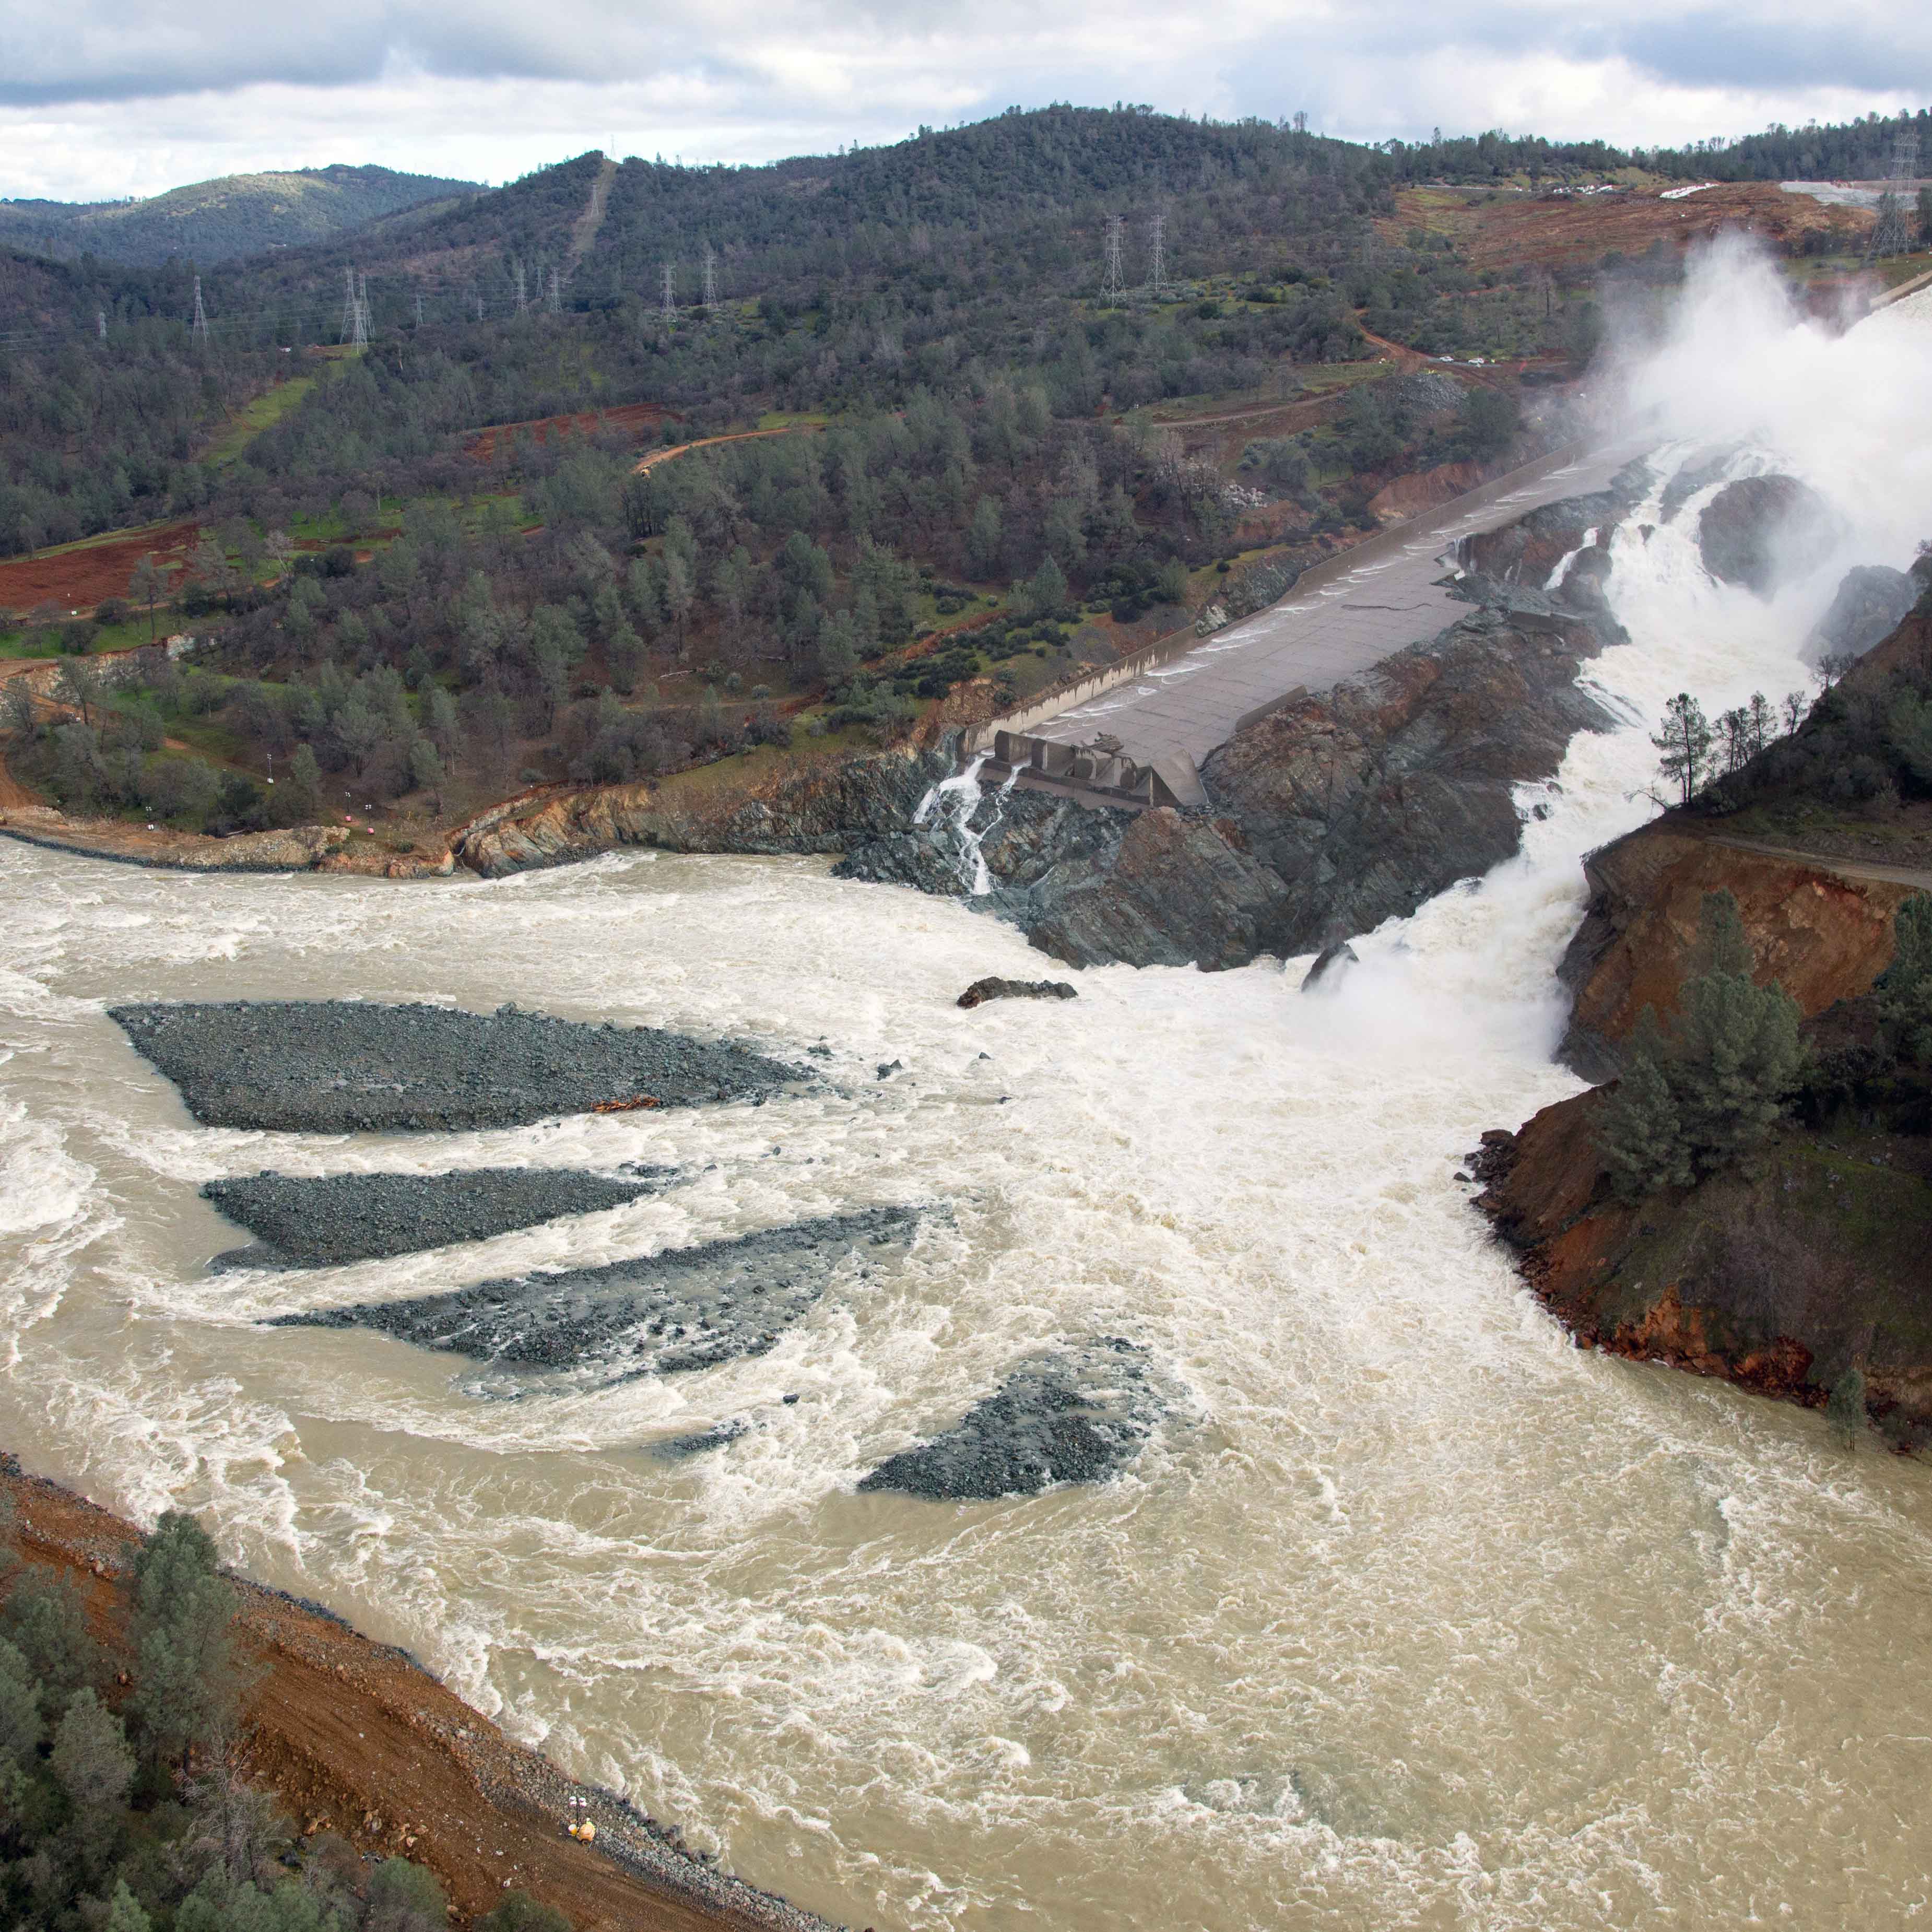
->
xmin=1707 ymin=835 xmax=1932 ymax=894
xmin=632 ymin=426 xmax=822 ymax=476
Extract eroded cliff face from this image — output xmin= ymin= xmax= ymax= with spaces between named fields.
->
xmin=1478 ymin=1046 xmax=1932 ymax=1435
xmin=1558 ymin=828 xmax=1912 ymax=1076
xmin=1483 ymin=821 xmax=1930 ymax=1437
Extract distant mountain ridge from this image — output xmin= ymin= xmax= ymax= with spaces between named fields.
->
xmin=0 ymin=164 xmax=482 ymax=266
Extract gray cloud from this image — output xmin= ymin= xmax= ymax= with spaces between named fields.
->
xmin=0 ymin=0 xmax=1921 ymax=202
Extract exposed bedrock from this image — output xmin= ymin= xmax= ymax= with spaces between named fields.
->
xmin=453 ymin=745 xmax=951 ymax=877
xmin=955 ymin=976 xmax=1077 ymax=1008
xmin=203 ymin=1165 xmax=677 ymax=1270
xmin=111 ymin=1000 xmax=804 ymax=1134
xmin=839 ymin=793 xmax=1292 ymax=971
xmin=1197 ymin=587 xmax=1622 ymax=956
xmin=1697 ymin=474 xmax=1840 ymax=597
xmin=857 ymin=1338 xmax=1165 ymax=1500
xmin=1805 ymin=564 xmax=1919 ymax=668
xmin=1457 ymin=465 xmax=1648 ymax=585
xmin=838 ymin=579 xmax=1628 ymax=971
xmin=273 ymin=1206 xmax=922 ymax=1382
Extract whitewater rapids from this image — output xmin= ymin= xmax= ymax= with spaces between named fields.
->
xmin=2 ymin=433 xmax=1930 ymax=1929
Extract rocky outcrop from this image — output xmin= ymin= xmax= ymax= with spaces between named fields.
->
xmin=1804 ymin=563 xmax=1919 ymax=667
xmin=988 ymin=805 xmax=1292 ymax=970
xmin=1477 ymin=1050 xmax=1932 ymax=1436
xmin=1697 ymin=474 xmax=1839 ymax=596
xmin=1459 ymin=464 xmax=1649 ymax=584
xmin=1556 ymin=827 xmax=1911 ymax=1076
xmin=1200 ymin=587 xmax=1619 ymax=956
xmin=835 ymin=785 xmax=1293 ymax=970
xmin=956 ymin=976 xmax=1077 ymax=1008
xmin=452 ymin=747 xmax=949 ymax=876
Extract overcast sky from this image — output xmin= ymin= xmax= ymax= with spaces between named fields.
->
xmin=4 ymin=0 xmax=1926 ymax=202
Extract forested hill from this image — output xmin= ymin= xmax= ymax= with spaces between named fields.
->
xmin=223 ymin=111 xmax=1400 ymax=326
xmin=0 ymin=164 xmax=481 ymax=267
xmin=1645 ymin=107 xmax=1931 ymax=183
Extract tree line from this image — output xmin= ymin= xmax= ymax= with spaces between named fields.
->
xmin=0 ymin=1496 xmax=574 ymax=1932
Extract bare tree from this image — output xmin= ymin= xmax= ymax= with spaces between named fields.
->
xmin=55 ymin=658 xmax=100 ymax=732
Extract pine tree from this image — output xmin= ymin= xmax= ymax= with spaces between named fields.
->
xmin=129 ymin=1511 xmax=241 ymax=1765
xmin=284 ymin=744 xmax=323 ymax=823
xmin=105 ymin=1879 xmax=153 ymax=1932
xmin=1598 ymin=1009 xmax=1692 ymax=1198
xmin=1596 ymin=892 xmax=1806 ymax=1193
xmin=1671 ymin=968 xmax=1806 ymax=1174
xmin=1653 ymin=692 xmax=1713 ymax=805
xmin=1877 ymin=893 xmax=1932 ymax=1066
xmin=1692 ymin=888 xmax=1754 ymax=979
xmin=0 ymin=1634 xmax=43 ymax=1768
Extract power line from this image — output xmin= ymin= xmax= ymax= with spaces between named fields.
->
xmin=1870 ymin=129 xmax=1921 ymax=260
xmin=1102 ymin=214 xmax=1125 ymax=303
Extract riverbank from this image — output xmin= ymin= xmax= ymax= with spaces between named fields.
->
xmin=0 ymin=1456 xmax=832 ymax=1932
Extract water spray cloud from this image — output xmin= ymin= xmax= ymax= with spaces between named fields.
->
xmin=1606 ymin=231 xmax=1932 ymax=567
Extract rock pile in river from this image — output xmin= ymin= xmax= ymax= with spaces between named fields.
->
xmin=859 ymin=1337 xmax=1163 ymax=1499
xmin=111 ymin=1000 xmax=803 ymax=1133
xmin=275 ymin=1206 xmax=922 ymax=1382
xmin=203 ymin=1165 xmax=677 ymax=1269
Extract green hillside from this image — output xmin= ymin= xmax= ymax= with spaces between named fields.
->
xmin=0 ymin=164 xmax=481 ymax=267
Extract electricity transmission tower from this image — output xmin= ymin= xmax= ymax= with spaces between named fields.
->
xmin=1870 ymin=128 xmax=1921 ymax=260
xmin=190 ymin=277 xmax=210 ymax=348
xmin=661 ymin=261 xmax=677 ymax=325
xmin=1146 ymin=205 xmax=1167 ymax=299
xmin=549 ymin=267 xmax=562 ymax=314
xmin=512 ymin=260 xmax=528 ymax=315
xmin=96 ymin=309 xmax=107 ymax=340
xmin=354 ymin=274 xmax=370 ymax=350
xmin=340 ymin=268 xmax=359 ymax=344
xmin=702 ymin=243 xmax=720 ymax=314
xmin=1102 ymin=214 xmax=1125 ymax=302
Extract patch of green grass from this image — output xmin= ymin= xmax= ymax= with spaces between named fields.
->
xmin=204 ymin=376 xmax=316 ymax=465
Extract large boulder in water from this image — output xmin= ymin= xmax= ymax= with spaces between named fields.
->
xmin=1697 ymin=476 xmax=1839 ymax=597
xmin=1804 ymin=564 xmax=1919 ymax=668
